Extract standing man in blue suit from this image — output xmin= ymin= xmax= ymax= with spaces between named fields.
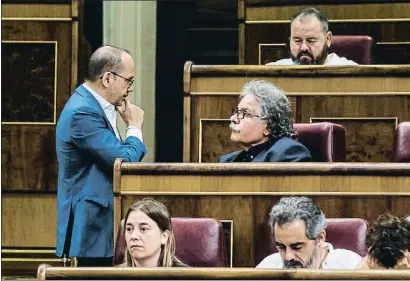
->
xmin=56 ymin=45 xmax=147 ymax=266
xmin=218 ymin=80 xmax=311 ymax=162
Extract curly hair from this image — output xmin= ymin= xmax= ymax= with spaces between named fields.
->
xmin=366 ymin=213 xmax=410 ymax=268
xmin=241 ymin=80 xmax=294 ymax=140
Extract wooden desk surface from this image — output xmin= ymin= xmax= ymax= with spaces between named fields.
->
xmin=37 ymin=264 xmax=410 ymax=280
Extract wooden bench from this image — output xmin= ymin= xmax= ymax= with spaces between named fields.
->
xmin=113 ymin=159 xmax=410 ymax=267
xmin=183 ymin=63 xmax=410 ymax=162
xmin=37 ymin=264 xmax=410 ymax=280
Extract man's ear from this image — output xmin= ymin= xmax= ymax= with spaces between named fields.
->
xmin=326 ymin=31 xmax=332 ymax=48
xmin=100 ymin=72 xmax=111 ymax=88
xmin=263 ymin=126 xmax=271 ymax=138
xmin=317 ymin=230 xmax=326 ymax=246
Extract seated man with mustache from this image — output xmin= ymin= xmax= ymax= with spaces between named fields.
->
xmin=257 ymin=197 xmax=362 ymax=269
xmin=356 ymin=214 xmax=410 ymax=270
xmin=267 ymin=7 xmax=357 ymax=66
xmin=218 ymin=80 xmax=311 ymax=163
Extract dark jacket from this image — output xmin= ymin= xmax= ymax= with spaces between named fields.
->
xmin=218 ymin=137 xmax=311 ymax=163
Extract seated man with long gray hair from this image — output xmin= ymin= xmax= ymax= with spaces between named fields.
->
xmin=257 ymin=197 xmax=362 ymax=269
xmin=218 ymin=80 xmax=311 ymax=162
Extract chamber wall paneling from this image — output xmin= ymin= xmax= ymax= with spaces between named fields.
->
xmin=1 ymin=0 xmax=81 ymax=277
xmin=239 ymin=0 xmax=410 ymax=64
xmin=113 ymin=160 xmax=410 ymax=267
xmin=183 ymin=62 xmax=410 ymax=163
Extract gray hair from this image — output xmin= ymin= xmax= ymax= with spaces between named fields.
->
xmin=291 ymin=7 xmax=329 ymax=33
xmin=240 ymin=80 xmax=294 ymax=140
xmin=86 ymin=45 xmax=131 ymax=81
xmin=269 ymin=197 xmax=327 ymax=239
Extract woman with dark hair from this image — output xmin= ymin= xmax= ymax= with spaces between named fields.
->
xmin=119 ymin=198 xmax=186 ymax=267
xmin=357 ymin=214 xmax=410 ymax=269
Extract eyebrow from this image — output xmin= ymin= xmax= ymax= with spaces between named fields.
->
xmin=276 ymin=242 xmax=285 ymax=247
xmin=276 ymin=242 xmax=305 ymax=247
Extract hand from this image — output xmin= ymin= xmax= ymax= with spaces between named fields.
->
xmin=116 ymin=98 xmax=144 ymax=129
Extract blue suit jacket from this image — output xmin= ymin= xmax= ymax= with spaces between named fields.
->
xmin=218 ymin=137 xmax=311 ymax=162
xmin=55 ymin=84 xmax=147 ymax=257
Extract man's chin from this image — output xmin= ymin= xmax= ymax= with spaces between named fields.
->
xmin=230 ymin=134 xmax=239 ymax=142
xmin=299 ymin=56 xmax=313 ymax=65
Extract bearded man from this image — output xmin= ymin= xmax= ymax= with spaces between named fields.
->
xmin=267 ymin=8 xmax=357 ymax=65
xmin=256 ymin=197 xmax=362 ymax=269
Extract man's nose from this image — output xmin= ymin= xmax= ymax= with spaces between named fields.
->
xmin=300 ymin=40 xmax=309 ymax=51
xmin=285 ymin=249 xmax=297 ymax=261
xmin=230 ymin=112 xmax=239 ymax=123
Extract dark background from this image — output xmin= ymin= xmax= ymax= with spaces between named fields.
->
xmin=82 ymin=0 xmax=238 ymax=162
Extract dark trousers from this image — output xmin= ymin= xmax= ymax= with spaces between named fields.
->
xmin=76 ymin=257 xmax=113 ymax=267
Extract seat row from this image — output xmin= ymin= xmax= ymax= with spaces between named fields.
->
xmin=113 ymin=216 xmax=410 ymax=267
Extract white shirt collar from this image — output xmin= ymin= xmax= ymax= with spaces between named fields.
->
xmin=83 ymin=83 xmax=115 ymax=111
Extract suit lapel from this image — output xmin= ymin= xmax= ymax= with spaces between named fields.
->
xmin=75 ymin=85 xmax=117 ymax=137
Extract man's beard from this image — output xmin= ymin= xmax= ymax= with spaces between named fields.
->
xmin=283 ymin=247 xmax=319 ymax=269
xmin=291 ymin=44 xmax=329 ymax=65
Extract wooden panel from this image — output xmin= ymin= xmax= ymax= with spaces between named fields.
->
xmin=1 ymin=21 xmax=72 ymax=191
xmin=2 ymin=3 xmax=72 ymax=19
xmin=37 ymin=266 xmax=410 ymax=280
xmin=245 ymin=3 xmax=410 ymax=21
xmin=185 ymin=66 xmax=410 ymax=162
xmin=259 ymin=43 xmax=287 ymax=65
xmin=191 ymin=77 xmax=410 ymax=93
xmin=2 ymin=248 xmax=66 ymax=279
xmin=2 ymin=193 xmax=56 ymax=247
xmin=2 ymin=41 xmax=57 ymax=124
xmin=311 ymin=118 xmax=397 ymax=162
xmin=200 ymin=119 xmax=241 ymax=162
xmin=1 ymin=127 xmax=58 ymax=191
xmin=191 ymin=95 xmax=238 ymax=162
xmin=1 ymin=1 xmax=81 ymax=277
xmin=376 ymin=43 xmax=410 ymax=64
xmin=115 ymin=162 xmax=410 ymax=267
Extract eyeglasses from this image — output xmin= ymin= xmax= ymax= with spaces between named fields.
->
xmin=100 ymin=71 xmax=134 ymax=87
xmin=231 ymin=108 xmax=260 ymax=120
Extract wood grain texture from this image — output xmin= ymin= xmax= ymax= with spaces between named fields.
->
xmin=200 ymin=119 xmax=242 ymax=162
xmin=2 ymin=249 xmax=65 ymax=279
xmin=183 ymin=65 xmax=410 ymax=162
xmin=2 ymin=8 xmax=75 ymax=192
xmin=115 ymin=163 xmax=410 ymax=266
xmin=246 ymin=3 xmax=410 ymax=21
xmin=1 ymin=126 xmax=58 ymax=191
xmin=37 ymin=266 xmax=410 ymax=280
xmin=311 ymin=118 xmax=397 ymax=162
xmin=2 ymin=193 xmax=56 ymax=247
xmin=2 ymin=3 xmax=72 ymax=18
